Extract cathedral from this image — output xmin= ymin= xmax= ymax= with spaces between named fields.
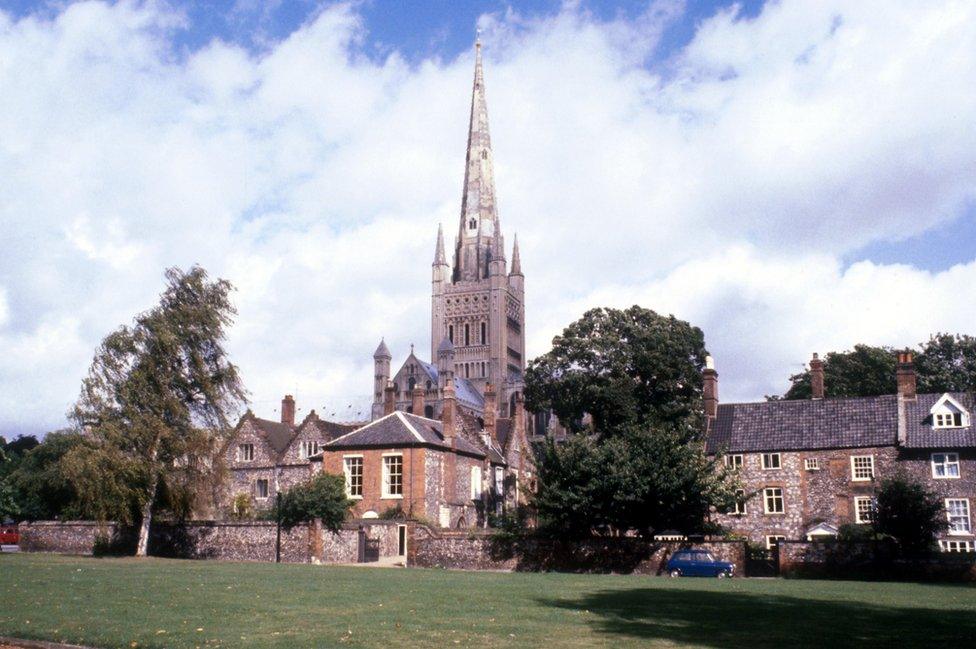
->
xmin=222 ymin=42 xmax=535 ymax=528
xmin=372 ymin=39 xmax=526 ymax=423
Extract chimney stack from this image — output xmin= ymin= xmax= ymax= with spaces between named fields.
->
xmin=703 ymin=356 xmax=719 ymax=419
xmin=514 ymin=391 xmax=526 ymax=438
xmin=411 ymin=386 xmax=425 ymax=417
xmin=383 ymin=381 xmax=396 ymax=416
xmin=484 ymin=383 xmax=498 ymax=444
xmin=441 ymin=380 xmax=457 ymax=448
xmin=281 ymin=395 xmax=296 ymax=426
xmin=897 ymin=351 xmax=917 ymax=399
xmin=810 ymin=353 xmax=825 ymax=400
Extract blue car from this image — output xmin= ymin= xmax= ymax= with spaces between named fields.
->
xmin=666 ymin=550 xmax=735 ymax=578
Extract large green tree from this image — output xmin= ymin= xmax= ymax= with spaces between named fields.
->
xmin=533 ymin=424 xmax=738 ymax=537
xmin=525 ymin=306 xmax=708 ymax=434
xmin=5 ymin=431 xmax=90 ymax=521
xmin=777 ymin=334 xmax=976 ymax=399
xmin=71 ymin=266 xmax=246 ymax=556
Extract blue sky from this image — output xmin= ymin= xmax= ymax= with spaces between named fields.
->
xmin=1 ymin=0 xmax=975 ymax=435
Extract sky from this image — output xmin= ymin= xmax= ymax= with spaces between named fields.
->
xmin=1 ymin=0 xmax=975 ymax=435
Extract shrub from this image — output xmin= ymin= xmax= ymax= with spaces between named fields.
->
xmin=873 ymin=475 xmax=947 ymax=557
xmin=379 ymin=504 xmax=406 ymax=520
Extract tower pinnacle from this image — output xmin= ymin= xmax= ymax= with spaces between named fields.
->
xmin=511 ymin=233 xmax=522 ymax=276
xmin=433 ymin=223 xmax=447 ymax=266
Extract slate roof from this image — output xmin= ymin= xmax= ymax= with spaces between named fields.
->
xmin=901 ymin=392 xmax=976 ymax=448
xmin=706 ymin=391 xmax=976 ymax=453
xmin=409 ymin=358 xmax=485 ymax=411
xmin=326 ymin=411 xmax=486 ymax=457
xmin=496 ymin=418 xmax=513 ymax=450
xmin=705 ymin=395 xmax=898 ymax=453
xmin=298 ymin=412 xmax=361 ymax=441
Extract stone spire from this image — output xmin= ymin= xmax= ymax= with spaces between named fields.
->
xmin=454 ymin=39 xmax=501 ymax=282
xmin=433 ymin=223 xmax=447 ymax=266
xmin=510 ymin=233 xmax=522 ymax=276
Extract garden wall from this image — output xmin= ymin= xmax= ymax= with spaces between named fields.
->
xmin=779 ymin=540 xmax=976 ymax=582
xmin=407 ymin=525 xmax=746 ymax=575
xmin=18 ymin=521 xmax=123 ymax=555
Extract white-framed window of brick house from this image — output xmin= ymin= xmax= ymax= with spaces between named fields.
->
xmin=255 ymin=478 xmax=269 ymax=499
xmin=931 ymin=452 xmax=961 ymax=479
xmin=382 ymin=453 xmax=404 ymax=498
xmin=765 ymin=535 xmax=786 ymax=550
xmin=343 ymin=455 xmax=363 ymax=498
xmin=761 ymin=453 xmax=781 ymax=470
xmin=237 ymin=443 xmax=254 ymax=462
xmin=850 ymin=455 xmax=875 ymax=481
xmin=724 ymin=454 xmax=743 ymax=470
xmin=804 ymin=458 xmax=821 ymax=471
xmin=940 ymin=539 xmax=974 ymax=553
xmin=946 ymin=498 xmax=971 ymax=535
xmin=470 ymin=466 xmax=483 ymax=500
xmin=732 ymin=489 xmax=747 ymax=515
xmin=854 ymin=496 xmax=875 ymax=524
xmin=299 ymin=440 xmax=320 ymax=460
xmin=763 ymin=487 xmax=784 ymax=514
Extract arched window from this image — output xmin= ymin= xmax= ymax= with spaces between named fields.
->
xmin=408 ymin=377 xmax=416 ymax=391
xmin=468 ymin=218 xmax=477 ymax=229
xmin=481 ymin=150 xmax=488 ymax=160
xmin=426 ymin=380 xmax=432 ymax=390
xmin=464 ymin=324 xmax=470 ymax=346
xmin=448 ymin=325 xmax=454 ymax=344
xmin=481 ymin=321 xmax=486 ymax=344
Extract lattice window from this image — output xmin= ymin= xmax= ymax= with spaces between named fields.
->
xmin=854 ymin=496 xmax=875 ymax=524
xmin=946 ymin=499 xmax=971 ymax=534
xmin=804 ymin=458 xmax=820 ymax=471
xmin=932 ymin=452 xmax=961 ymax=479
xmin=851 ymin=455 xmax=875 ymax=481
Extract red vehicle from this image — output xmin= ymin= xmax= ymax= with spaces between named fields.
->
xmin=0 ymin=525 xmax=19 ymax=545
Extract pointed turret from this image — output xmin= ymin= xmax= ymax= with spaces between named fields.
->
xmin=373 ymin=338 xmax=392 ymax=359
xmin=510 ymin=233 xmax=522 ymax=276
xmin=454 ymin=40 xmax=502 ymax=282
xmin=433 ymin=223 xmax=447 ymax=267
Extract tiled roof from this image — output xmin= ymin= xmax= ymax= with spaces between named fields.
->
xmin=902 ymin=392 xmax=976 ymax=448
xmin=326 ymin=411 xmax=485 ymax=457
xmin=298 ymin=412 xmax=361 ymax=441
xmin=705 ymin=395 xmax=898 ymax=453
xmin=496 ymin=418 xmax=513 ymax=450
xmin=705 ymin=391 xmax=976 ymax=453
xmin=250 ymin=417 xmax=296 ymax=456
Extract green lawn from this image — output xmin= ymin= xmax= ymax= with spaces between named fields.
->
xmin=1 ymin=554 xmax=974 ymax=648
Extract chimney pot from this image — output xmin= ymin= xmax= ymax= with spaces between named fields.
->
xmin=411 ymin=386 xmax=425 ymax=417
xmin=703 ymin=358 xmax=719 ymax=418
xmin=897 ymin=351 xmax=916 ymax=399
xmin=441 ymin=381 xmax=457 ymax=448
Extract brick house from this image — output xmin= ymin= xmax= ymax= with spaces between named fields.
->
xmin=310 ymin=378 xmax=533 ymax=529
xmin=705 ymin=353 xmax=976 ymax=552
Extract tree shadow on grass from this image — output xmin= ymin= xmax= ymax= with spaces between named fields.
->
xmin=541 ymin=583 xmax=976 ymax=648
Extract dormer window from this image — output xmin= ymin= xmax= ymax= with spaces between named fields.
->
xmin=930 ymin=394 xmax=970 ymax=429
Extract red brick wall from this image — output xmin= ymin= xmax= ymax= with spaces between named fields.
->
xmin=321 ymin=447 xmax=428 ymax=519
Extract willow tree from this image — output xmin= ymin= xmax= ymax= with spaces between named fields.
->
xmin=72 ymin=266 xmax=246 ymax=556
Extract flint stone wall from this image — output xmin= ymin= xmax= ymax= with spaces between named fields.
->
xmin=18 ymin=521 xmax=122 ymax=555
xmin=150 ymin=521 xmax=312 ymax=563
xmin=408 ymin=525 xmax=746 ymax=575
xmin=780 ymin=540 xmax=976 ymax=581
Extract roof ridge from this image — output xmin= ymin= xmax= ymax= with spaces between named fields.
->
xmin=396 ymin=411 xmax=427 ymax=443
xmin=326 ymin=412 xmax=398 ymax=445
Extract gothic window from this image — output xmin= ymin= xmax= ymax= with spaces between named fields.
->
xmin=408 ymin=377 xmax=416 ymax=391
xmin=468 ymin=218 xmax=477 ymax=230
xmin=464 ymin=324 xmax=470 ymax=346
xmin=481 ymin=150 xmax=487 ymax=160
xmin=449 ymin=325 xmax=454 ymax=343
xmin=481 ymin=321 xmax=487 ymax=344
xmin=426 ymin=380 xmax=432 ymax=390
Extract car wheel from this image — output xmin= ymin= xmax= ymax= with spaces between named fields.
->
xmin=717 ymin=571 xmax=728 ymax=579
xmin=669 ymin=569 xmax=681 ymax=578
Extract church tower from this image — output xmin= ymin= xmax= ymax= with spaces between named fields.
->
xmin=432 ymin=40 xmax=526 ymax=416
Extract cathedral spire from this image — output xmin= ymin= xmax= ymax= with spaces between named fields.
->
xmin=454 ymin=39 xmax=501 ymax=282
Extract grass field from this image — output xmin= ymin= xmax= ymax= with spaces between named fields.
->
xmin=1 ymin=554 xmax=974 ymax=648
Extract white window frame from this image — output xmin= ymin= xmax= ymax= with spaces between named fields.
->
xmin=470 ymin=466 xmax=483 ymax=500
xmin=382 ymin=453 xmax=404 ymax=499
xmin=804 ymin=458 xmax=820 ymax=471
xmin=494 ymin=466 xmax=504 ymax=495
xmin=763 ymin=487 xmax=784 ymax=514
xmin=854 ymin=496 xmax=875 ymax=524
xmin=761 ymin=453 xmax=781 ymax=470
xmin=732 ymin=489 xmax=746 ymax=515
xmin=299 ymin=440 xmax=320 ymax=460
xmin=343 ymin=455 xmax=363 ymax=499
xmin=850 ymin=455 xmax=875 ymax=482
xmin=940 ymin=539 xmax=974 ymax=552
xmin=931 ymin=452 xmax=961 ymax=479
xmin=765 ymin=535 xmax=785 ymax=550
xmin=255 ymin=478 xmax=269 ymax=500
xmin=237 ymin=443 xmax=254 ymax=462
xmin=946 ymin=498 xmax=971 ymax=535
xmin=724 ymin=454 xmax=743 ymax=470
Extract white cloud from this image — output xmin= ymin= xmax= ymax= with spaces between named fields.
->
xmin=1 ymin=0 xmax=975 ymax=434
